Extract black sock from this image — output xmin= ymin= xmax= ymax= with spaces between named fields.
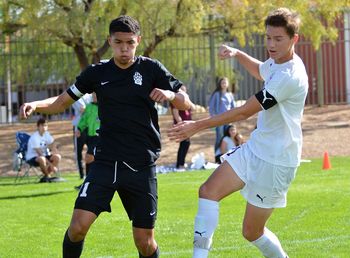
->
xmin=62 ymin=229 xmax=84 ymax=258
xmin=139 ymin=246 xmax=159 ymax=258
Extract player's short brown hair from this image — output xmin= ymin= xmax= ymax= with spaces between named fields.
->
xmin=265 ymin=8 xmax=300 ymax=38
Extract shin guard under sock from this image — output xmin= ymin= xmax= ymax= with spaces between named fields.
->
xmin=193 ymin=198 xmax=219 ymax=258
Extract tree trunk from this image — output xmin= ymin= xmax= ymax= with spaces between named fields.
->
xmin=91 ymin=39 xmax=110 ymax=64
xmin=143 ymin=27 xmax=175 ymax=57
xmin=73 ymin=44 xmax=89 ymax=70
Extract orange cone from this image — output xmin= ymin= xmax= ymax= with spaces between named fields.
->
xmin=322 ymin=151 xmax=331 ymax=170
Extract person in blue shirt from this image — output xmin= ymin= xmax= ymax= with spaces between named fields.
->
xmin=208 ymin=77 xmax=235 ymax=158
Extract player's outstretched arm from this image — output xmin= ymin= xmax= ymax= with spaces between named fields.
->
xmin=149 ymin=87 xmax=193 ymax=110
xmin=218 ymin=44 xmax=264 ymax=81
xmin=170 ymin=89 xmax=193 ymax=111
xmin=20 ymin=91 xmax=76 ymax=120
xmin=168 ymin=95 xmax=262 ymax=142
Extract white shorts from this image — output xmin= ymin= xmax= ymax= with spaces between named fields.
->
xmin=220 ymin=144 xmax=297 ymax=208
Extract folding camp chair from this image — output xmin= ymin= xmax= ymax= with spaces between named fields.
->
xmin=13 ymin=131 xmax=65 ymax=183
xmin=13 ymin=131 xmax=42 ymax=182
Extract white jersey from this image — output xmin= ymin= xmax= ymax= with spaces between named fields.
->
xmin=26 ymin=131 xmax=54 ymax=161
xmin=247 ymin=54 xmax=308 ymax=167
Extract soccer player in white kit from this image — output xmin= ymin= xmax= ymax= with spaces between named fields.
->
xmin=168 ymin=7 xmax=308 ymax=258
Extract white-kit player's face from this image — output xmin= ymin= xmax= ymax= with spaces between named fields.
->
xmin=265 ymin=25 xmax=298 ymax=64
xmin=108 ymin=32 xmax=141 ymax=68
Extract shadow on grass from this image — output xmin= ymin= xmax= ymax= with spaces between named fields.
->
xmin=0 ymin=176 xmax=68 ymax=186
xmin=0 ymin=181 xmax=40 ymax=186
xmin=0 ymin=190 xmax=74 ymax=200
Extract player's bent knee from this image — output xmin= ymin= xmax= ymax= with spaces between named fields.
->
xmin=135 ymin=239 xmax=150 ymax=250
xmin=198 ymin=183 xmax=212 ymax=199
xmin=134 ymin=238 xmax=155 ymax=255
xmin=133 ymin=228 xmax=156 ymax=255
xmin=69 ymin=220 xmax=90 ymax=239
xmin=242 ymin=225 xmax=263 ymax=242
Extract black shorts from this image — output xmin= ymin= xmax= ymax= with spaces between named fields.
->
xmin=26 ymin=155 xmax=52 ymax=167
xmin=74 ymin=160 xmax=158 ymax=229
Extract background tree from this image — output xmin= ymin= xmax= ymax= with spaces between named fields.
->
xmin=1 ymin=0 xmax=349 ymax=100
xmin=0 ymin=1 xmax=26 ymax=34
xmin=2 ymin=0 xmax=349 ymax=70
xmin=0 ymin=0 xmax=349 ymax=118
xmin=205 ymin=0 xmax=350 ymax=49
xmin=3 ymin=0 xmax=208 ymax=71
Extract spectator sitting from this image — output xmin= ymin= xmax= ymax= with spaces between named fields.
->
xmin=215 ymin=124 xmax=244 ymax=163
xmin=26 ymin=117 xmax=61 ymax=182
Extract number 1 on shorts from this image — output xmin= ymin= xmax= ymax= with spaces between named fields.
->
xmin=80 ymin=182 xmax=90 ymax=197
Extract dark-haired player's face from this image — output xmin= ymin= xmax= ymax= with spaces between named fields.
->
xmin=265 ymin=25 xmax=298 ymax=64
xmin=108 ymin=32 xmax=141 ymax=68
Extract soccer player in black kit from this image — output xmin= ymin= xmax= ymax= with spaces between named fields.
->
xmin=19 ymin=15 xmax=193 ymax=258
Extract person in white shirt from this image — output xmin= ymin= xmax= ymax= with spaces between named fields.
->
xmin=26 ymin=117 xmax=61 ymax=182
xmin=168 ymin=7 xmax=308 ymax=258
xmin=71 ymin=93 xmax=92 ymax=179
xmin=215 ymin=124 xmax=244 ymax=163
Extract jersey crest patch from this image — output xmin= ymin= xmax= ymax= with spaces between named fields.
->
xmin=133 ymin=72 xmax=142 ymax=86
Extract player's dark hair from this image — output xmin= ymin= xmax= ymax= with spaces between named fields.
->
xmin=265 ymin=8 xmax=300 ymax=38
xmin=37 ymin=117 xmax=47 ymax=127
xmin=109 ymin=15 xmax=140 ymax=35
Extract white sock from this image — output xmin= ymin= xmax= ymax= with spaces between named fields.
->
xmin=251 ymin=227 xmax=287 ymax=258
xmin=193 ymin=198 xmax=219 ymax=258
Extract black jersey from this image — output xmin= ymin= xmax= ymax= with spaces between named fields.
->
xmin=67 ymin=56 xmax=183 ymax=166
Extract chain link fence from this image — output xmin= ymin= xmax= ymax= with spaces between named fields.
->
xmin=0 ymin=14 xmax=349 ymax=124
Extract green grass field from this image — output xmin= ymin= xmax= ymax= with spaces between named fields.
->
xmin=0 ymin=157 xmax=349 ymax=258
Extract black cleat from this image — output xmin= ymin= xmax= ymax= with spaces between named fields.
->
xmin=74 ymin=184 xmax=82 ymax=190
xmin=39 ymin=176 xmax=50 ymax=183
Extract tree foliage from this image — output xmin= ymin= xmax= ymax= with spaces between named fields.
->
xmin=1 ymin=0 xmax=349 ymax=72
xmin=209 ymin=0 xmax=350 ymax=49
xmin=0 ymin=0 xmax=210 ymax=70
xmin=0 ymin=0 xmax=26 ymax=34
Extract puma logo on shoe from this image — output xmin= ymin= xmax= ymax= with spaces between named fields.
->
xmin=195 ymin=231 xmax=206 ymax=237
